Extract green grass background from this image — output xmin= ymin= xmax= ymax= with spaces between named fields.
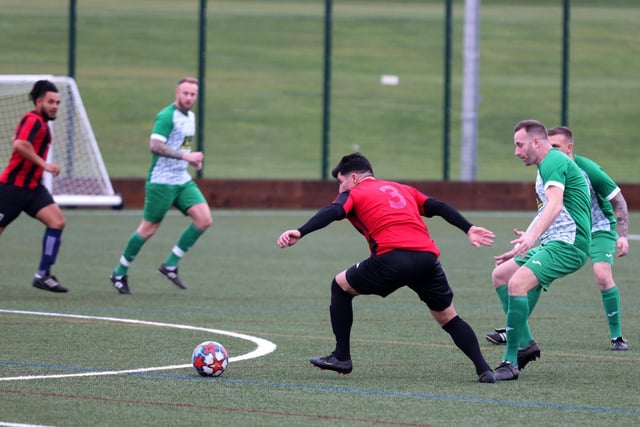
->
xmin=2 ymin=3 xmax=639 ymax=424
xmin=1 ymin=0 xmax=638 ymax=181
xmin=1 ymin=210 xmax=639 ymax=426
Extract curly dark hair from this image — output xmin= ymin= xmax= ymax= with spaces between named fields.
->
xmin=29 ymin=80 xmax=58 ymax=104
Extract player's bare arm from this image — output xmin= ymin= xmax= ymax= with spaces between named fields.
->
xmin=610 ymin=192 xmax=629 ymax=256
xmin=149 ymin=138 xmax=184 ymax=159
xmin=494 ymin=228 xmax=524 ymax=265
xmin=149 ymin=138 xmax=203 ymax=170
xmin=12 ymin=138 xmax=60 ymax=176
xmin=511 ymin=185 xmax=563 ymax=258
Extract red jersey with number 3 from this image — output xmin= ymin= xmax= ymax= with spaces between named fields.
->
xmin=0 ymin=110 xmax=51 ymax=190
xmin=334 ymin=178 xmax=440 ymax=257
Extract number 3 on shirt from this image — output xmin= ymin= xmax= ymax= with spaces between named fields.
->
xmin=379 ymin=185 xmax=407 ymax=209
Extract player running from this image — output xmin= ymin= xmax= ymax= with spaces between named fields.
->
xmin=110 ymin=77 xmax=212 ymax=295
xmin=0 ymin=80 xmax=68 ymax=292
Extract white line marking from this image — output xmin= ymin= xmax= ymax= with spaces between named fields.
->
xmin=0 ymin=309 xmax=277 ymax=382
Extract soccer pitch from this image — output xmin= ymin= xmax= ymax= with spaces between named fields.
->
xmin=1 ymin=209 xmax=639 ymax=426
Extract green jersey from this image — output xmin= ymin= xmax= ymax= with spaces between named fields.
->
xmin=575 ymin=155 xmax=619 ymax=233
xmin=534 ymin=148 xmax=591 ymax=254
xmin=147 ymin=104 xmax=195 ymax=185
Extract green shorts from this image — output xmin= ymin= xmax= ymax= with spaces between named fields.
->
xmin=514 ymin=240 xmax=588 ymax=290
xmin=590 ymin=230 xmax=617 ymax=265
xmin=143 ymin=180 xmax=207 ymax=223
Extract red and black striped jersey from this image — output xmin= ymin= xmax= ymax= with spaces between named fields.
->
xmin=0 ymin=110 xmax=51 ymax=190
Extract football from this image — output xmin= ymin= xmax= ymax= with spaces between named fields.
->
xmin=192 ymin=340 xmax=229 ymax=377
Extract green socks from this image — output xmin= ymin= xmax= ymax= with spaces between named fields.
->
xmin=163 ymin=223 xmax=205 ymax=267
xmin=496 ymin=284 xmax=509 ymax=313
xmin=113 ymin=224 xmax=206 ymax=276
xmin=114 ymin=232 xmax=147 ymax=276
xmin=503 ymin=295 xmax=529 ymax=365
xmin=601 ymin=286 xmax=622 ymax=339
xmin=496 ymin=284 xmax=541 ymax=348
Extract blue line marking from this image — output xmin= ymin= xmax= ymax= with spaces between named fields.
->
xmin=2 ymin=360 xmax=638 ymax=415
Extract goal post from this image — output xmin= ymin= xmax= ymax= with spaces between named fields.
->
xmin=0 ymin=74 xmax=122 ymax=207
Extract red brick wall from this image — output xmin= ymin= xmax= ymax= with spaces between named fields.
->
xmin=109 ymin=179 xmax=640 ymax=210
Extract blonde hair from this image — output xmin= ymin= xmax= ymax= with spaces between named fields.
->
xmin=177 ymin=77 xmax=198 ymax=86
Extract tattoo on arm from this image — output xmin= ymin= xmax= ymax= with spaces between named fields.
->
xmin=150 ymin=139 xmax=184 ymax=160
xmin=611 ymin=193 xmax=629 ymax=238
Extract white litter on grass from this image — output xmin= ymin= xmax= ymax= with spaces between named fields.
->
xmin=380 ymin=75 xmax=399 ymax=85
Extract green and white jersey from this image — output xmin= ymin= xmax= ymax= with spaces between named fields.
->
xmin=533 ymin=148 xmax=591 ymax=253
xmin=575 ymin=155 xmax=619 ymax=233
xmin=147 ymin=104 xmax=195 ymax=185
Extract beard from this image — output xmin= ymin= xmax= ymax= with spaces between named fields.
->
xmin=41 ymin=110 xmax=57 ymax=121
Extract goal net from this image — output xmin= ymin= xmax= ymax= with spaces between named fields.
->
xmin=0 ymin=75 xmax=122 ymax=207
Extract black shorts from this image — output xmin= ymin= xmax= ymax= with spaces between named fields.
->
xmin=345 ymin=250 xmax=454 ymax=312
xmin=0 ymin=183 xmax=55 ymax=227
